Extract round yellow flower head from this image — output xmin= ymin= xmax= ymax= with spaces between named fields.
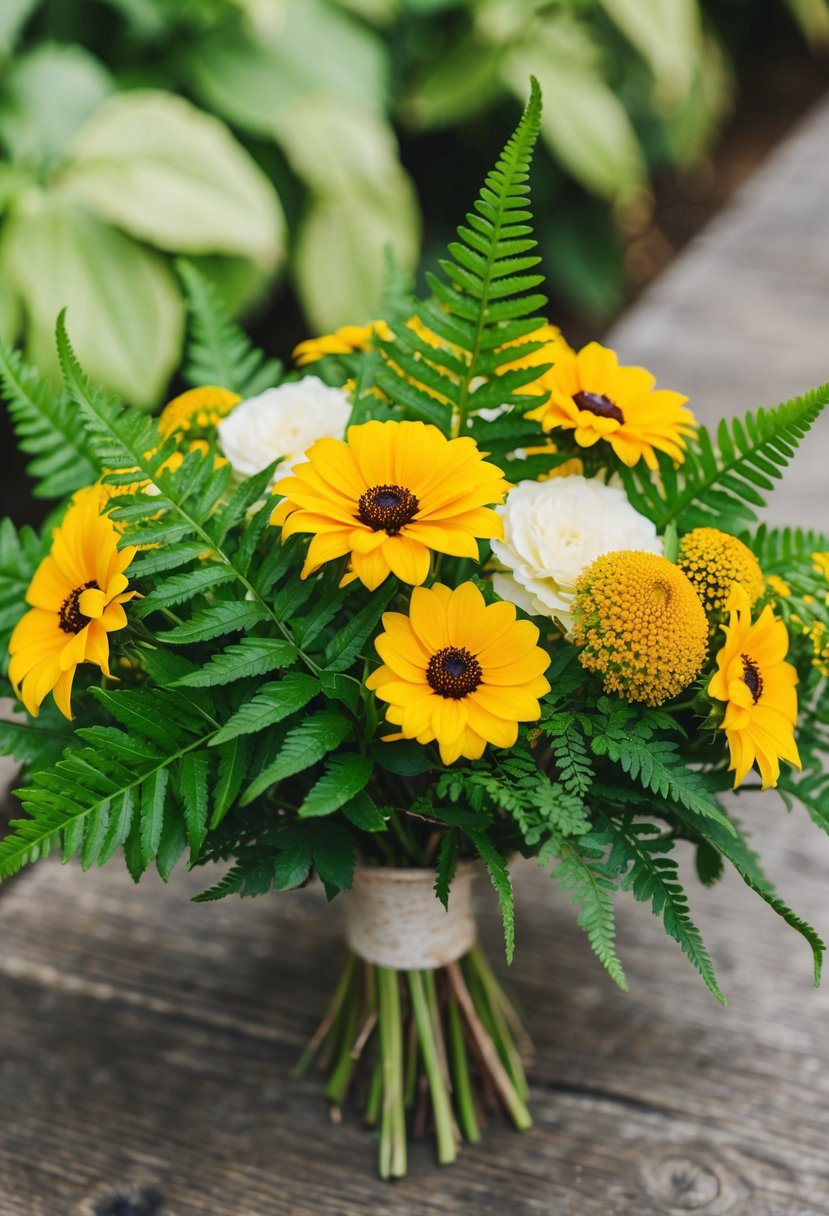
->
xmin=708 ymin=584 xmax=800 ymax=789
xmin=677 ymin=527 xmax=764 ymax=630
xmin=293 ymin=321 xmax=393 ymax=367
xmin=524 ymin=340 xmax=696 ymax=471
xmin=271 ymin=419 xmax=508 ymax=591
xmin=366 ymin=582 xmax=551 ymax=765
xmin=572 ymin=550 xmax=708 ymax=705
xmin=9 ymin=487 xmax=137 ymax=719
xmin=158 ymin=385 xmax=242 ymax=438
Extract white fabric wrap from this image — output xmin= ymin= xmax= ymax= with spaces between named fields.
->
xmin=344 ymin=864 xmax=478 ymax=970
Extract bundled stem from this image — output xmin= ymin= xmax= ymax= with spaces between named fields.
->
xmin=294 ymin=944 xmax=532 ymax=1177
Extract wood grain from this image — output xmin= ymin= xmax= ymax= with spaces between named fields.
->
xmin=2 ymin=95 xmax=829 ymax=1216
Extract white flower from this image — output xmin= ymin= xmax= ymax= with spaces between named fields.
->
xmin=217 ymin=377 xmax=352 ymax=480
xmin=491 ymin=475 xmax=662 ymax=629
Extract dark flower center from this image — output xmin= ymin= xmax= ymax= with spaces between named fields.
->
xmin=358 ymin=483 xmax=420 ymax=535
xmin=59 ymin=580 xmax=99 ymax=635
xmin=741 ymin=653 xmax=763 ymax=703
xmin=573 ymin=390 xmax=624 ymax=425
xmin=426 ymin=646 xmax=482 ymax=700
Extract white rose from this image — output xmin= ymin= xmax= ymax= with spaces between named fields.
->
xmin=491 ymin=475 xmax=662 ymax=629
xmin=217 ymin=377 xmax=352 ymax=480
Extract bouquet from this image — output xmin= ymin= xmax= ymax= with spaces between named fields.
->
xmin=1 ymin=83 xmax=827 ymax=1179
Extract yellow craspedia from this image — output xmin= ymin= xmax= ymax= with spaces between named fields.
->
xmin=572 ymin=550 xmax=708 ymax=706
xmin=677 ymin=528 xmax=764 ymax=629
xmin=158 ymin=386 xmax=242 ymax=438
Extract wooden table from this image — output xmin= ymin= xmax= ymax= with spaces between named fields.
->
xmin=2 ymin=98 xmax=829 ymax=1216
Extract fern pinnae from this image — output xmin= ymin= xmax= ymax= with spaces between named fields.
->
xmin=0 ymin=342 xmax=98 ymax=498
xmin=176 ymin=260 xmax=282 ymax=396
xmin=55 ymin=315 xmax=323 ymax=676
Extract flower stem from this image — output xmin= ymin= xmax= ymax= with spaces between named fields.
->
xmin=377 ymin=965 xmax=406 ymax=1179
xmin=467 ymin=946 xmax=529 ymax=1102
xmin=291 ymin=952 xmax=357 ymax=1079
xmin=447 ymin=994 xmax=481 ymax=1143
xmin=447 ymin=960 xmax=533 ymax=1131
xmin=408 ymin=970 xmax=458 ymax=1165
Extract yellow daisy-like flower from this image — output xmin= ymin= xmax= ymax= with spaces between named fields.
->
xmin=708 ymin=584 xmax=800 ymax=789
xmin=9 ymin=488 xmax=137 ymax=719
xmin=271 ymin=420 xmax=508 ymax=591
xmin=366 ymin=582 xmax=551 ymax=765
xmin=572 ymin=550 xmax=708 ymax=705
xmin=525 ymin=341 xmax=696 ymax=471
xmin=677 ymin=527 xmax=765 ymax=630
xmin=158 ymin=385 xmax=242 ymax=438
xmin=293 ymin=321 xmax=393 ymax=367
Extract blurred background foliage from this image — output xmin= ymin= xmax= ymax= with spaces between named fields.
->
xmin=0 ymin=0 xmax=826 ymax=410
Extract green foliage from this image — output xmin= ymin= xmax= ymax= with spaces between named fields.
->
xmin=621 ymin=387 xmax=829 ymax=532
xmin=376 ymin=78 xmax=548 ymax=435
xmin=551 ymin=834 xmax=628 ymax=990
xmin=587 ymin=700 xmax=733 ymax=829
xmin=604 ymin=816 xmax=724 ymax=1003
xmin=469 ymin=829 xmax=515 ymax=964
xmin=177 ymin=260 xmax=283 ymax=397
xmin=0 ymin=342 xmax=98 ymax=498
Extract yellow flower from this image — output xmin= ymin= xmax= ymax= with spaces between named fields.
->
xmin=366 ymin=582 xmax=551 ymax=765
xmin=293 ymin=321 xmax=393 ymax=367
xmin=812 ymin=552 xmax=829 ymax=581
xmin=766 ymin=574 xmax=791 ymax=601
xmin=708 ymin=584 xmax=800 ymax=788
xmin=158 ymin=385 xmax=242 ymax=438
xmin=271 ymin=420 xmax=508 ymax=590
xmin=9 ymin=488 xmax=137 ymax=719
xmin=572 ymin=550 xmax=708 ymax=705
xmin=525 ymin=341 xmax=696 ymax=471
xmin=677 ymin=528 xmax=765 ymax=630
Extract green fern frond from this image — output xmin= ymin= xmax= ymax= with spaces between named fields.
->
xmin=376 ymin=79 xmax=548 ymax=436
xmin=552 ymin=835 xmax=627 ymax=990
xmin=177 ymin=260 xmax=282 ymax=397
xmin=747 ymin=523 xmax=829 ymax=570
xmin=0 ymin=342 xmax=98 ymax=498
xmin=606 ymin=817 xmax=724 ymax=1003
xmin=620 ymin=385 xmax=829 ymax=532
xmin=674 ymin=806 xmax=824 ymax=987
xmin=0 ymin=687 xmax=217 ymax=882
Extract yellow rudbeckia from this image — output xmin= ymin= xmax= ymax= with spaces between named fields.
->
xmin=8 ymin=488 xmax=137 ymax=719
xmin=271 ymin=420 xmax=508 ymax=590
xmin=525 ymin=340 xmax=696 ymax=471
xmin=708 ymin=584 xmax=801 ymax=789
xmin=366 ymin=582 xmax=551 ymax=765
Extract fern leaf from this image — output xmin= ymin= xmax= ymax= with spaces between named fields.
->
xmin=174 ymin=638 xmax=298 ymax=688
xmin=177 ymin=260 xmax=282 ymax=397
xmin=469 ymin=830 xmax=515 ymax=963
xmin=377 ymin=79 xmax=547 ymax=432
xmin=0 ymin=342 xmax=98 ymax=498
xmin=552 ymin=836 xmax=627 ymax=990
xmin=298 ymin=755 xmax=373 ymax=819
xmin=608 ymin=818 xmax=724 ymax=1003
xmin=241 ymin=709 xmax=354 ymax=804
xmin=209 ymin=673 xmax=320 ymax=746
xmin=621 ymin=386 xmax=828 ymax=531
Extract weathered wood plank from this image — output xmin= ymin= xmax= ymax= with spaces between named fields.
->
xmin=2 ymin=94 xmax=829 ymax=1216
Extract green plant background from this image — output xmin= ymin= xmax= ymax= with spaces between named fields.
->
xmin=0 ymin=0 xmax=826 ymax=409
